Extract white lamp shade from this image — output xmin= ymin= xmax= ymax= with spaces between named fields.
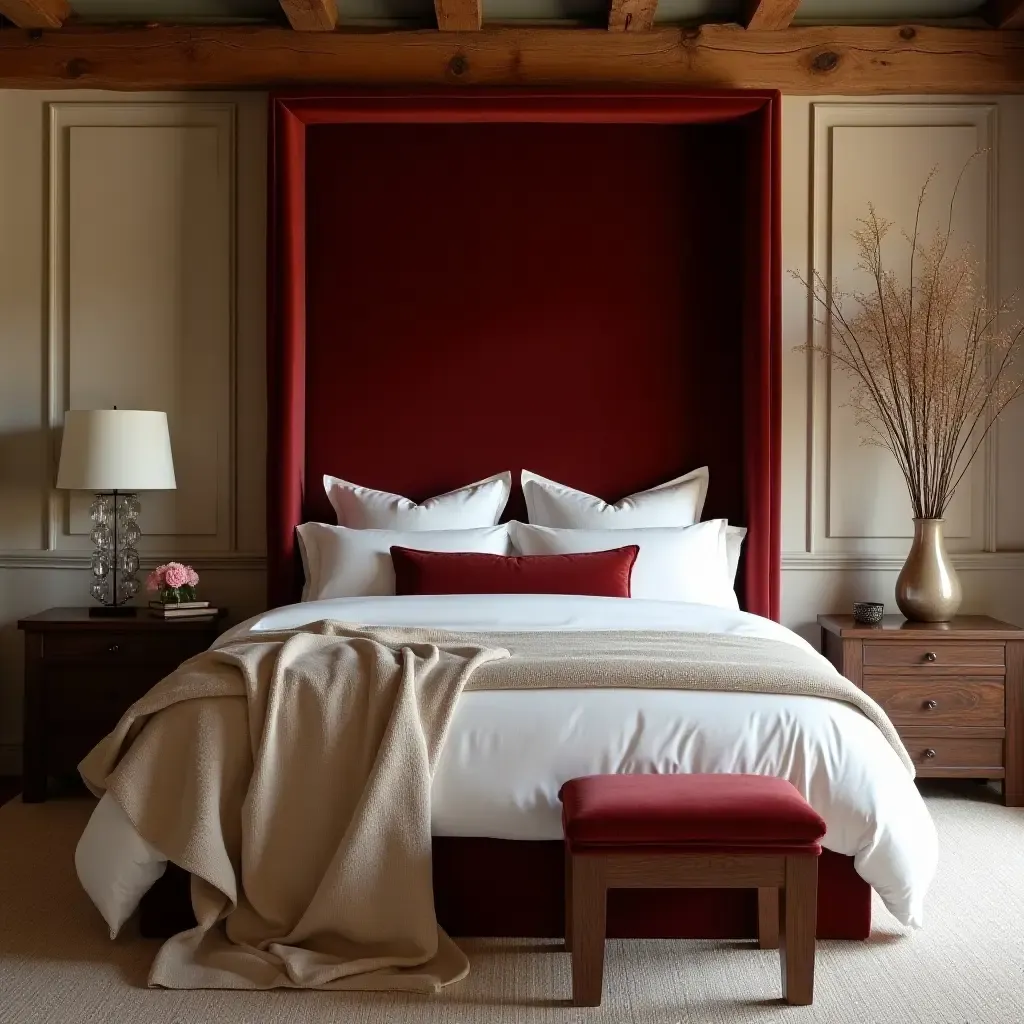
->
xmin=56 ymin=410 xmax=177 ymax=491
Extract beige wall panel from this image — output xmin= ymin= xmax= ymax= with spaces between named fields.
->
xmin=67 ymin=125 xmax=226 ymax=537
xmin=812 ymin=107 xmax=996 ymax=553
xmin=827 ymin=124 xmax=986 ymax=541
xmin=0 ymin=95 xmax=47 ymax=550
xmin=50 ymin=104 xmax=235 ymax=550
xmin=782 ymin=96 xmax=1022 ymax=638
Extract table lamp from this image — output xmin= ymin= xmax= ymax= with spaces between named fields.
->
xmin=56 ymin=409 xmax=177 ymax=617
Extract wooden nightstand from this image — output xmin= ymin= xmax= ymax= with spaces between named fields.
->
xmin=18 ymin=607 xmax=227 ymax=803
xmin=818 ymin=614 xmax=1024 ymax=806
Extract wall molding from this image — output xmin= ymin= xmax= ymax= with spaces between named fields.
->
xmin=783 ymin=551 xmax=1024 ymax=571
xmin=0 ymin=553 xmax=265 ymax=571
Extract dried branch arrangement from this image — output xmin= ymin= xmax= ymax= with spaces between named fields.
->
xmin=796 ymin=157 xmax=1023 ymax=520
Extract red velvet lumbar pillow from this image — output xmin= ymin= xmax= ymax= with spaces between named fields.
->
xmin=390 ymin=545 xmax=640 ymax=598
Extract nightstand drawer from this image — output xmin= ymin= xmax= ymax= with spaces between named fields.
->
xmin=41 ymin=630 xmax=207 ymax=664
xmin=864 ymin=676 xmax=1004 ymax=727
xmin=46 ymin=669 xmax=161 ymax=731
xmin=863 ymin=642 xmax=1004 ymax=670
xmin=905 ymin=736 xmax=1004 ymax=771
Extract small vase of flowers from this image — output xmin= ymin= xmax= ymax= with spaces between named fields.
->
xmin=146 ymin=562 xmax=200 ymax=606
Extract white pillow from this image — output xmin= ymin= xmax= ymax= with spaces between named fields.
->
xmin=521 ymin=468 xmax=709 ymax=529
xmin=297 ymin=523 xmax=511 ymax=601
xmin=324 ymin=472 xmax=511 ymax=530
xmin=725 ymin=525 xmax=747 ymax=585
xmin=75 ymin=792 xmax=167 ymax=939
xmin=510 ymin=520 xmax=737 ymax=609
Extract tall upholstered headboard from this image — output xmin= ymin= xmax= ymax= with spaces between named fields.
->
xmin=267 ymin=90 xmax=782 ymax=618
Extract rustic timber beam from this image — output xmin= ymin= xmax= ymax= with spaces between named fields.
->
xmin=986 ymin=0 xmax=1024 ymax=29
xmin=0 ymin=0 xmax=69 ymax=29
xmin=434 ymin=0 xmax=482 ymax=31
xmin=608 ymin=0 xmax=659 ymax=32
xmin=744 ymin=0 xmax=800 ymax=31
xmin=0 ymin=24 xmax=1022 ymax=94
xmin=279 ymin=0 xmax=338 ymax=31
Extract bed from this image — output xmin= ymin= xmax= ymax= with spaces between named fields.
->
xmin=76 ymin=91 xmax=936 ymax=967
xmin=81 ymin=593 xmax=934 ymax=943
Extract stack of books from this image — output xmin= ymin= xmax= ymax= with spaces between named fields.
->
xmin=149 ymin=600 xmax=219 ymax=620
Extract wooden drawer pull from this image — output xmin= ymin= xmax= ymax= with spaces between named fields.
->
xmin=924 ymin=651 xmax=937 ymax=663
xmin=923 ymin=699 xmax=938 ymax=710
xmin=922 ymin=748 xmax=937 ymax=759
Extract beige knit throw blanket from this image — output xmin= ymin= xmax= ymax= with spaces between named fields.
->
xmin=79 ymin=622 xmax=912 ymax=994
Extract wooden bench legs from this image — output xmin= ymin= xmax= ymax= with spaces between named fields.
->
xmin=565 ymin=848 xmax=818 ymax=1008
xmin=780 ymin=856 xmax=817 ymax=1005
xmin=570 ymin=855 xmax=606 ymax=1006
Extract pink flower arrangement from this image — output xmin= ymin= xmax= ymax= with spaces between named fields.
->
xmin=147 ymin=562 xmax=200 ymax=603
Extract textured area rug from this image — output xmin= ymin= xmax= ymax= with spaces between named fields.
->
xmin=0 ymin=783 xmax=1021 ymax=1024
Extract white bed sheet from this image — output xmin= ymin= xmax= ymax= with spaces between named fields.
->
xmin=77 ymin=595 xmax=937 ymax=934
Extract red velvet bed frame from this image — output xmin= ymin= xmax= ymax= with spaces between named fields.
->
xmin=143 ymin=89 xmax=870 ymax=943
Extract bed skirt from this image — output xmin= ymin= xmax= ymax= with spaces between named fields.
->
xmin=138 ymin=838 xmax=871 ymax=941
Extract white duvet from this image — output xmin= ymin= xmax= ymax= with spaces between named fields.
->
xmin=76 ymin=595 xmax=937 ymax=935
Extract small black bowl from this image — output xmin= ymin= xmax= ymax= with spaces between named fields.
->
xmin=853 ymin=601 xmax=884 ymax=625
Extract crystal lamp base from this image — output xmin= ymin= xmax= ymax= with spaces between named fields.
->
xmin=88 ymin=491 xmax=142 ymax=612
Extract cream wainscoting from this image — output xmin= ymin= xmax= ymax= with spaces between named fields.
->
xmin=0 ymin=91 xmax=1022 ymax=774
xmin=781 ymin=95 xmax=1024 ymax=641
xmin=0 ymin=91 xmax=268 ymax=774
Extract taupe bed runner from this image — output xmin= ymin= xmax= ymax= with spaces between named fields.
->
xmin=79 ymin=623 xmax=912 ymax=993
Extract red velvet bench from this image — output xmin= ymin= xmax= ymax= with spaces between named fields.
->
xmin=560 ymin=773 xmax=826 ymax=1008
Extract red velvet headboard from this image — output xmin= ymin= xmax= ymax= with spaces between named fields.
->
xmin=268 ymin=91 xmax=782 ymax=618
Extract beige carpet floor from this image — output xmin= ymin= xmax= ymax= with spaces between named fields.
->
xmin=0 ymin=783 xmax=1021 ymax=1024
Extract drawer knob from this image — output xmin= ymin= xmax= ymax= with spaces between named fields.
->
xmin=924 ymin=651 xmax=937 ymax=662
xmin=924 ymin=699 xmax=938 ymax=710
xmin=108 ymin=643 xmax=119 ymax=653
xmin=923 ymin=748 xmax=937 ymax=759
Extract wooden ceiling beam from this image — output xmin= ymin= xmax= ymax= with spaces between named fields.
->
xmin=279 ymin=0 xmax=337 ymax=31
xmin=744 ymin=0 xmax=801 ymax=30
xmin=985 ymin=0 xmax=1024 ymax=28
xmin=434 ymin=0 xmax=482 ymax=31
xmin=0 ymin=24 xmax=1022 ymax=95
xmin=608 ymin=0 xmax=658 ymax=32
xmin=0 ymin=0 xmax=69 ymax=29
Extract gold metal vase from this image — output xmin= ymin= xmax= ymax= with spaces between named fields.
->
xmin=895 ymin=518 xmax=962 ymax=622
